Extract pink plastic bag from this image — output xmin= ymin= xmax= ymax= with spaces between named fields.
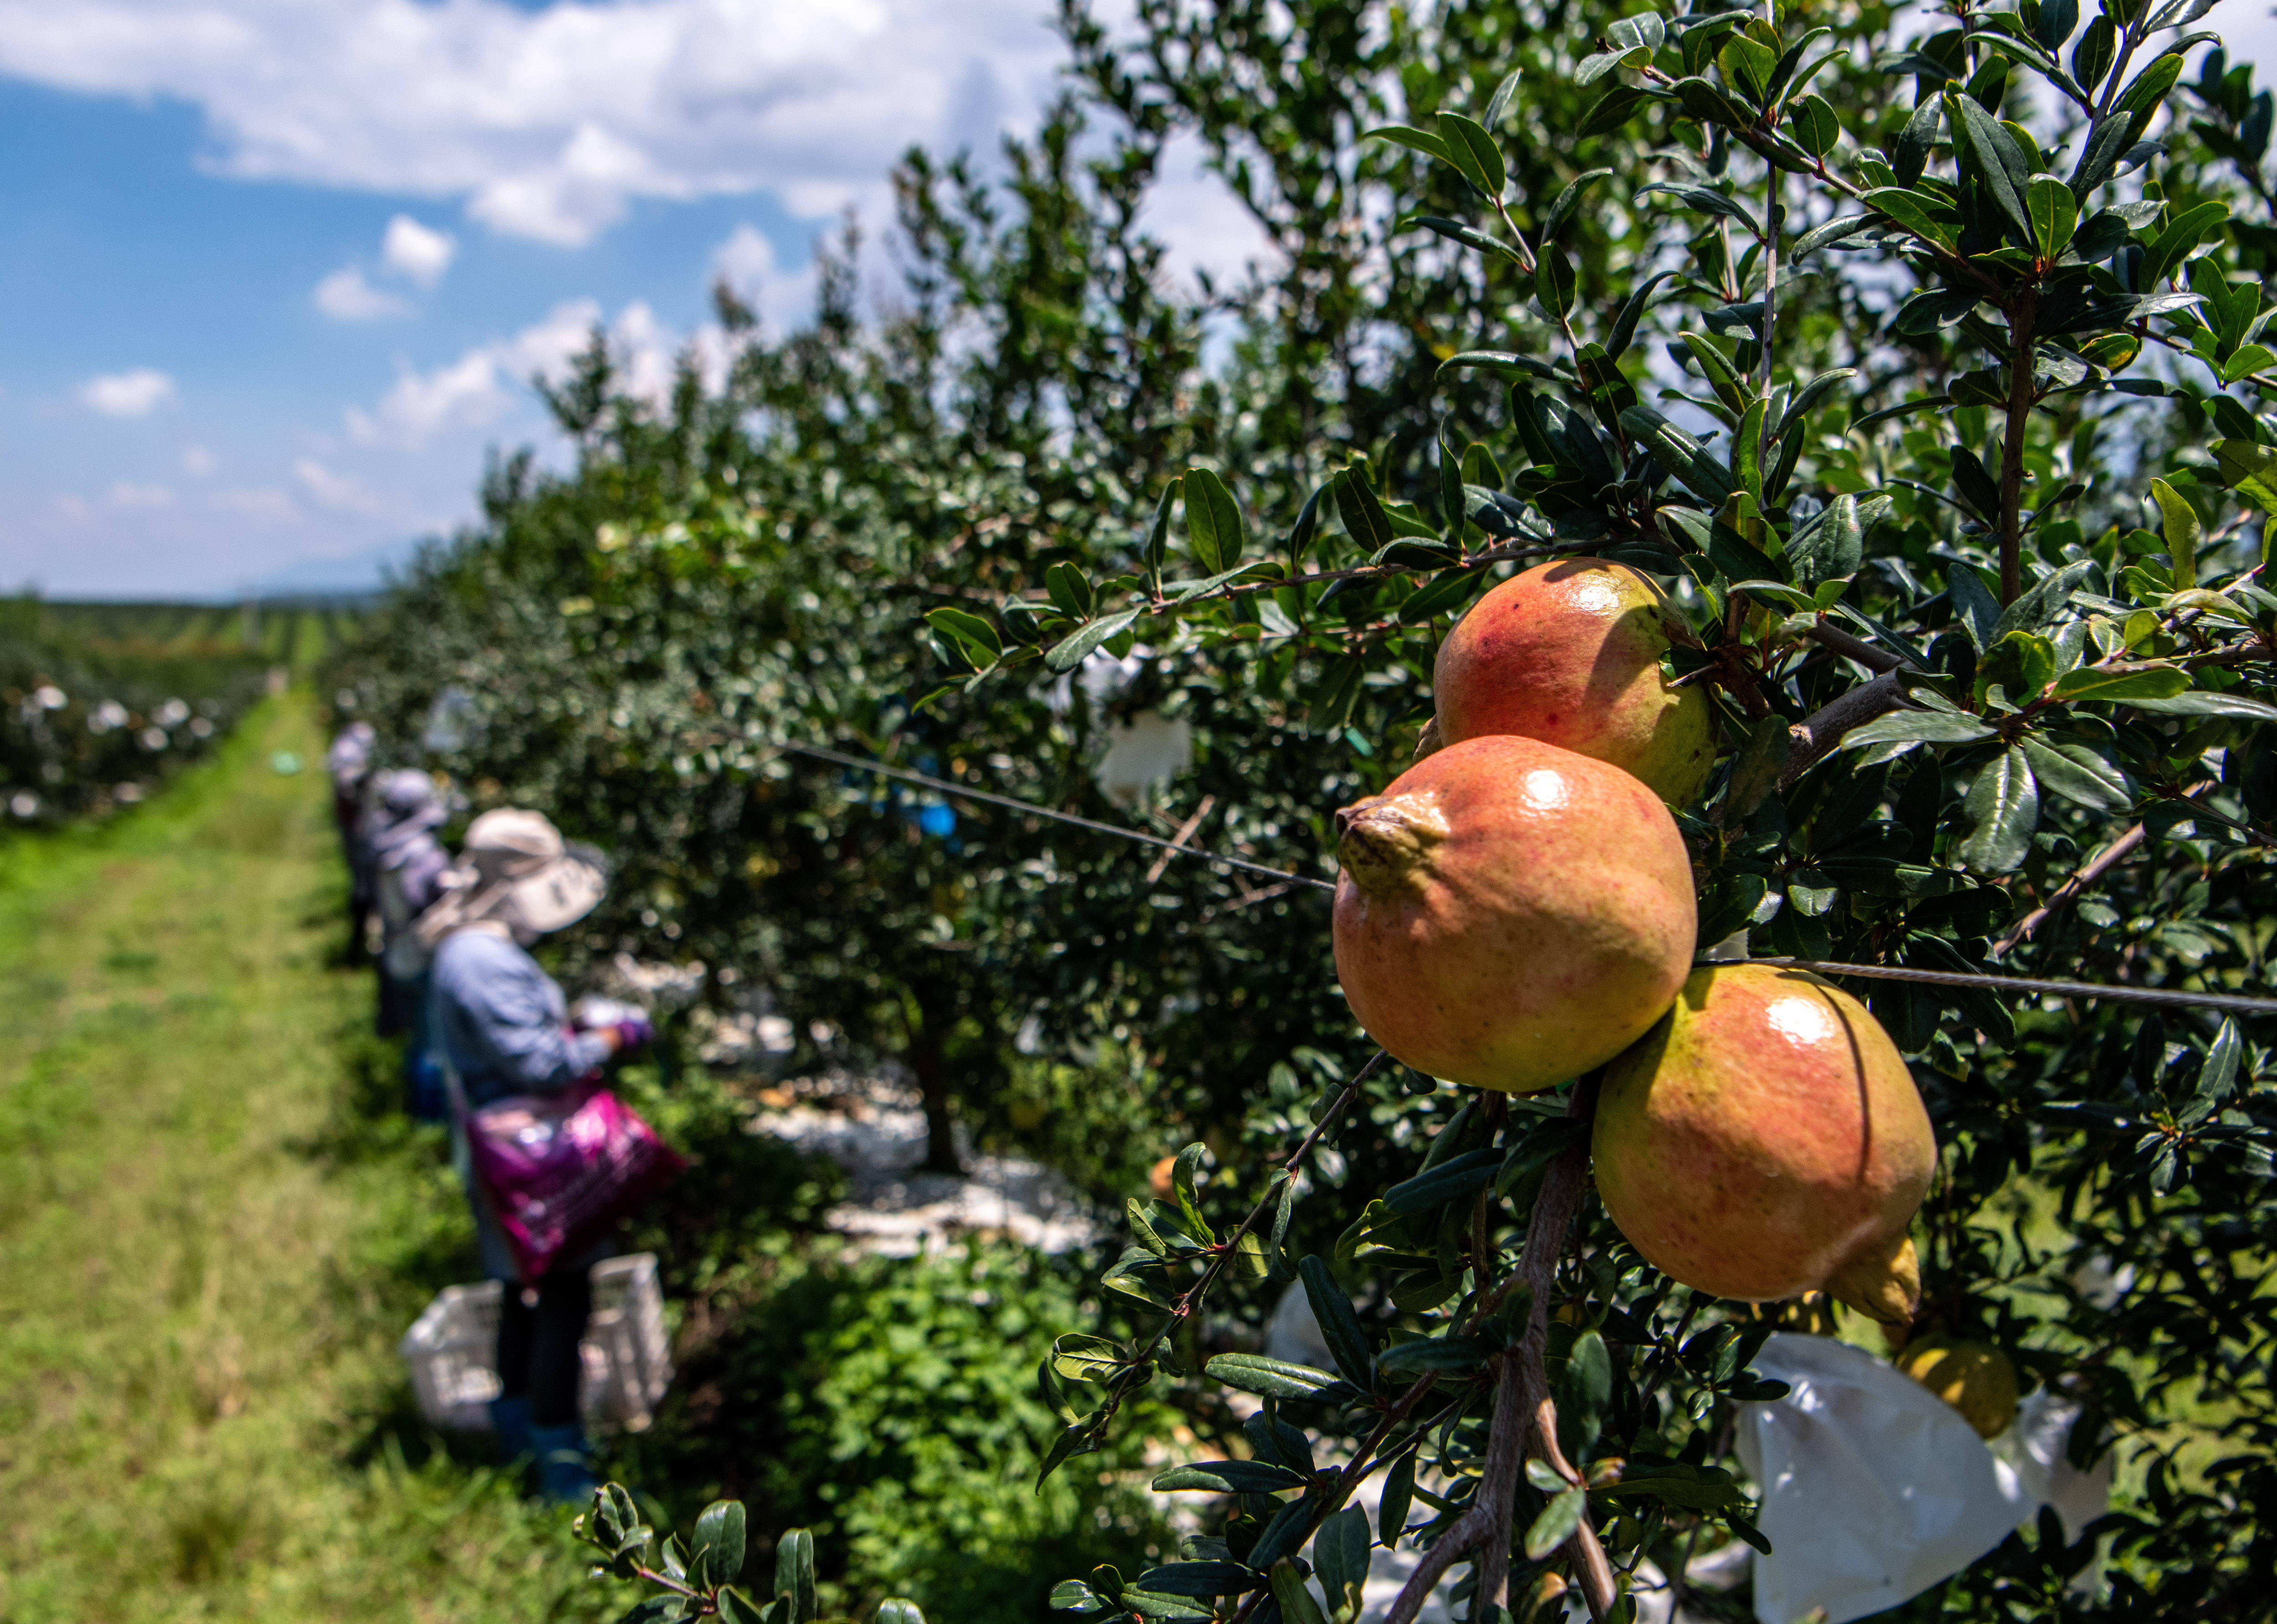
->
xmin=465 ymin=1084 xmax=684 ymax=1281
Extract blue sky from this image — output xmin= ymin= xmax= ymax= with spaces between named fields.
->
xmin=0 ymin=0 xmax=2269 ymax=600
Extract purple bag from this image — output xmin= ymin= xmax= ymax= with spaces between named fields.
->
xmin=464 ymin=1082 xmax=685 ymax=1281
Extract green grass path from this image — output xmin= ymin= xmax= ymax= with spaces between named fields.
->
xmin=0 ymin=698 xmax=605 ymax=1624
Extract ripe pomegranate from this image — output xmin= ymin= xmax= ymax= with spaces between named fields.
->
xmin=1594 ymin=964 xmax=1935 ymax=1304
xmin=1433 ymin=558 xmax=1715 ymax=804
xmin=1331 ymin=736 xmax=1696 ymax=1094
xmin=1897 ymin=1336 xmax=2021 ymax=1438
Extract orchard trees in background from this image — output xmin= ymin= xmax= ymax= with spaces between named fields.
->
xmin=332 ymin=0 xmax=2277 ymax=1616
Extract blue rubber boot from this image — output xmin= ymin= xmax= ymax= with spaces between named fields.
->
xmin=530 ymin=1422 xmax=598 ymax=1506
xmin=487 ymin=1395 xmax=535 ymax=1465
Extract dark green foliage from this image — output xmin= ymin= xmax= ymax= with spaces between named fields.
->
xmin=346 ymin=0 xmax=2277 ymax=1617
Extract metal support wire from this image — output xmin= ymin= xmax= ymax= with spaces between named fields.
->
xmin=768 ymin=737 xmax=2277 ymax=1019
xmin=766 ymin=738 xmax=1337 ymax=892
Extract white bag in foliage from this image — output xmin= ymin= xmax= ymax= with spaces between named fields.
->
xmin=1735 ymin=1334 xmax=2032 ymax=1624
xmin=1993 ymin=1390 xmax=2114 ymax=1546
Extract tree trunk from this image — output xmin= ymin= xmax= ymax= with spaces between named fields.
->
xmin=905 ymin=988 xmax=963 ymax=1175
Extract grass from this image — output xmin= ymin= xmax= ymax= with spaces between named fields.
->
xmin=0 ymin=696 xmax=611 ymax=1624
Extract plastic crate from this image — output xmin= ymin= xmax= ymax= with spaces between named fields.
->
xmin=400 ymin=1253 xmax=674 ymax=1433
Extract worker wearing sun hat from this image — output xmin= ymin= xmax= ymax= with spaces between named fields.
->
xmin=326 ymin=721 xmax=378 ymax=960
xmin=423 ymin=808 xmax=651 ymax=1503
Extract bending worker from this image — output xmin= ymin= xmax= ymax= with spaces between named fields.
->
xmin=417 ymin=809 xmax=653 ymax=1502
xmin=368 ymin=769 xmax=455 ymax=1117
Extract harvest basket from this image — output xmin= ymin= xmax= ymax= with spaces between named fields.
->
xmin=399 ymin=1253 xmax=674 ymax=1433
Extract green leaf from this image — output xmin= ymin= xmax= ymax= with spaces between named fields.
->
xmin=925 ymin=606 xmax=1002 ymax=671
xmin=1525 ymin=1487 xmax=1589 ymax=1560
xmin=1377 ymin=1335 xmax=1494 ymax=1375
xmin=2127 ymin=690 xmax=2277 ymax=721
xmin=1678 ymin=331 xmax=1749 ymax=413
xmin=775 ymin=1529 xmax=817 ymax=1624
xmin=874 ymin=1604 xmax=926 ymax=1624
xmin=1052 ymin=1333 xmax=1131 ymax=1383
xmin=2214 ymin=438 xmax=2277 ymax=517
xmin=1734 ymin=396 xmax=1768 ymax=504
xmin=1947 ymin=92 xmax=2035 ymax=243
xmin=715 ymin=1590 xmax=770 ymax=1624
xmin=1299 ymin=1255 xmax=1375 ymax=1388
xmin=1536 ymin=247 xmax=1578 ymax=319
xmin=1542 ymin=168 xmax=1614 ymax=243
xmin=1151 ymin=1459 xmax=1312 ymax=1493
xmin=2223 ymin=344 xmax=2276 ymax=384
xmin=1312 ymin=1507 xmax=1373 ymax=1615
xmin=1792 ymin=92 xmax=1843 ymax=156
xmin=1203 ymin=1353 xmax=1343 ymax=1399
xmin=1794 ymin=214 xmax=1877 ymax=255
xmin=1333 ymin=466 xmax=1394 ymax=554
xmin=1842 ymin=709 xmax=1997 ymax=749
xmin=1269 ymin=1562 xmax=1330 ymax=1624
xmin=1171 ymin=1141 xmax=1215 ymax=1246
xmin=1144 ymin=475 xmax=1181 ymax=584
xmin=1958 ymin=746 xmax=2040 ymax=873
xmin=1045 ymin=608 xmax=1144 ymax=673
xmin=691 ymin=1500 xmax=748 ymax=1588
xmin=1790 ymin=493 xmax=1863 ymax=585
xmin=1863 ymin=186 xmax=1961 ymax=250
xmin=1384 ymin=1146 xmax=1502 ymax=1213
xmin=1578 ymin=85 xmax=1655 ymax=139
xmin=1044 ymin=561 xmax=1095 ymax=620
xmin=1184 ymin=468 xmax=1247 ymax=575
xmin=2049 ymin=665 xmax=2189 ymax=702
xmin=2148 ymin=477 xmax=2201 ymax=590
xmin=1635 ymin=182 xmax=1761 ymax=233
xmin=1379 ymin=1453 xmax=1416 ymax=1547
xmin=1992 ymin=560 xmax=2095 ymax=641
xmin=1436 ymin=112 xmax=1507 ymax=197
xmin=2027 ymin=175 xmax=2078 ymax=257
xmin=1672 ymin=75 xmax=1756 ymax=129
xmin=1946 ymin=562 xmax=2004 ymax=652
xmin=2019 ymin=735 xmax=2133 ymax=810
xmin=1362 ymin=125 xmax=1456 ymax=166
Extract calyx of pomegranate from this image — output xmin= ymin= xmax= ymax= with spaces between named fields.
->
xmin=1334 ymin=792 xmax=1451 ymax=895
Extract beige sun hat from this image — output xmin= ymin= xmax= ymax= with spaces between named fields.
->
xmin=416 ymin=808 xmax=607 ymax=945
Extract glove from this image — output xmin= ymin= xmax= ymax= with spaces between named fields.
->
xmin=611 ymin=1014 xmax=656 ymax=1053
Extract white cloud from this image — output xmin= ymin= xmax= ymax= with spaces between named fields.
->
xmin=181 ymin=443 xmax=217 ymax=476
xmin=710 ymin=223 xmax=819 ymax=329
xmin=208 ymin=487 xmax=301 ymax=523
xmin=381 ymin=214 xmax=456 ymax=286
xmin=0 ymin=0 xmax=1067 ymax=247
xmin=313 ymin=265 xmax=410 ymax=321
xmin=294 ymin=456 xmax=385 ymax=513
xmin=347 ymin=297 xmax=604 ymax=448
xmin=107 ymin=480 xmax=176 ymax=508
xmin=79 ymin=367 xmax=177 ymax=416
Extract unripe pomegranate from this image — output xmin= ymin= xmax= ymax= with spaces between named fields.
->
xmin=1433 ymin=558 xmax=1715 ymax=804
xmin=1331 ymin=737 xmax=1696 ymax=1094
xmin=1594 ymin=964 xmax=1935 ymax=1303
xmin=1897 ymin=1336 xmax=2020 ymax=1438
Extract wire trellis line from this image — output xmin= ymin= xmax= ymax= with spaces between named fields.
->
xmin=765 ymin=738 xmax=1338 ymax=892
xmin=766 ymin=737 xmax=2277 ymax=1018
xmin=1760 ymin=957 xmax=2277 ymax=1018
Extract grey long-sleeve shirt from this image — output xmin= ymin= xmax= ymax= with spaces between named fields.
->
xmin=429 ymin=927 xmax=610 ymax=1110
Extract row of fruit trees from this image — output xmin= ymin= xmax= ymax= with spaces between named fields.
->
xmin=0 ymin=597 xmax=282 ymax=826
xmin=331 ymin=0 xmax=2277 ymax=1617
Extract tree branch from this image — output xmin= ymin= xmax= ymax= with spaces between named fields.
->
xmin=1992 ymin=823 xmax=2146 ymax=956
xmin=1997 ymin=291 xmax=2039 ymax=605
xmin=1778 ymin=670 xmax=1908 ymax=789
xmin=1385 ymin=1081 xmax=1616 ymax=1624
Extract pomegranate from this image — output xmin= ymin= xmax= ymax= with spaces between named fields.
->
xmin=1897 ymin=1336 xmax=2020 ymax=1438
xmin=1331 ymin=736 xmax=1696 ymax=1094
xmin=1433 ymin=558 xmax=1715 ymax=804
xmin=1594 ymin=964 xmax=1935 ymax=1305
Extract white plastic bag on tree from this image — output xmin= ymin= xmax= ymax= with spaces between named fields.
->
xmin=1993 ymin=1389 xmax=2114 ymax=1546
xmin=1734 ymin=1334 xmax=2032 ymax=1624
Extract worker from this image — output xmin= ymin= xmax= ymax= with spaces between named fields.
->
xmin=368 ymin=770 xmax=454 ymax=1117
xmin=418 ymin=809 xmax=654 ymax=1502
xmin=324 ymin=721 xmax=376 ymax=960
